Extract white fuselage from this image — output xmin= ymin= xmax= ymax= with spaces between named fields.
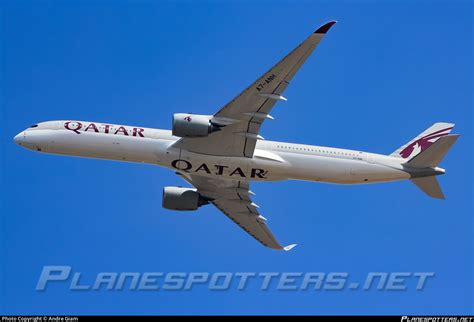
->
xmin=14 ymin=120 xmax=411 ymax=184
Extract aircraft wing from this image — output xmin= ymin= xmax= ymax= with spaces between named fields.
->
xmin=172 ymin=21 xmax=336 ymax=158
xmin=179 ymin=174 xmax=296 ymax=250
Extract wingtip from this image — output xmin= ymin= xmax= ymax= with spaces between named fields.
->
xmin=283 ymin=244 xmax=297 ymax=251
xmin=314 ymin=20 xmax=337 ymax=34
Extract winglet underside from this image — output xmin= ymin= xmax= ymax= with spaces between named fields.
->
xmin=283 ymin=244 xmax=298 ymax=251
xmin=314 ymin=20 xmax=337 ymax=34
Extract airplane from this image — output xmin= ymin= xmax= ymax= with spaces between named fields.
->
xmin=13 ymin=21 xmax=459 ymax=251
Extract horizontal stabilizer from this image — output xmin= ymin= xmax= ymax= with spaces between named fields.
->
xmin=411 ymin=176 xmax=445 ymax=199
xmin=408 ymin=134 xmax=459 ymax=168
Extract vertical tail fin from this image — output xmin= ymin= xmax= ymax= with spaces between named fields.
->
xmin=391 ymin=123 xmax=454 ymax=161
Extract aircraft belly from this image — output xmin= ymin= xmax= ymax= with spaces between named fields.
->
xmin=45 ymin=130 xmax=164 ymax=164
xmin=348 ymin=162 xmax=410 ymax=183
xmin=275 ymin=152 xmax=409 ymax=184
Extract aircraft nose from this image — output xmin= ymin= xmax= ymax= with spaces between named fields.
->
xmin=13 ymin=131 xmax=26 ymax=146
xmin=13 ymin=132 xmax=25 ymax=145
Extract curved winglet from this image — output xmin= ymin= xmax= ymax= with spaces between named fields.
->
xmin=314 ymin=20 xmax=337 ymax=34
xmin=283 ymin=244 xmax=297 ymax=251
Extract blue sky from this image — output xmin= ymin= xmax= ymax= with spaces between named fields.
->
xmin=1 ymin=0 xmax=472 ymax=315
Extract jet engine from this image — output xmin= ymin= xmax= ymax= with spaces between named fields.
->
xmin=162 ymin=186 xmax=210 ymax=211
xmin=172 ymin=113 xmax=222 ymax=138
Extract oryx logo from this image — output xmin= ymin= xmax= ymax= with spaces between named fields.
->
xmin=184 ymin=116 xmax=192 ymax=122
xmin=399 ymin=127 xmax=453 ymax=159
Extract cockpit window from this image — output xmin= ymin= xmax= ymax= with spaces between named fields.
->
xmin=30 ymin=124 xmax=38 ymax=128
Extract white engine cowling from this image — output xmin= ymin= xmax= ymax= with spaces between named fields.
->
xmin=172 ymin=113 xmax=221 ymax=138
xmin=162 ymin=186 xmax=209 ymax=211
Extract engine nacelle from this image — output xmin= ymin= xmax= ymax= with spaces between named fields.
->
xmin=172 ymin=113 xmax=221 ymax=138
xmin=162 ymin=186 xmax=209 ymax=211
